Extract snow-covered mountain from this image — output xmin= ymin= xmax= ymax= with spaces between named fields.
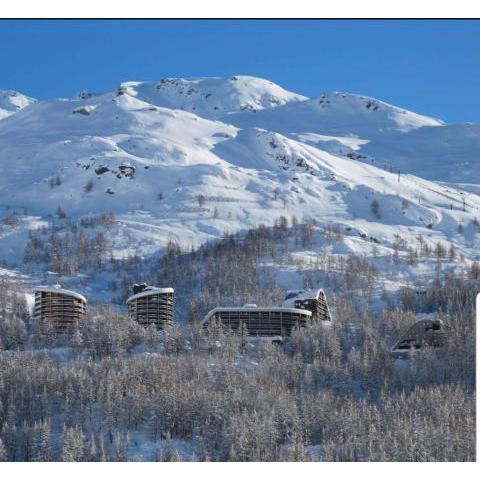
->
xmin=0 ymin=76 xmax=478 ymax=267
xmin=113 ymin=75 xmax=306 ymax=119
xmin=227 ymin=91 xmax=478 ymax=183
xmin=228 ymin=91 xmax=445 ymax=135
xmin=0 ymin=89 xmax=36 ymax=119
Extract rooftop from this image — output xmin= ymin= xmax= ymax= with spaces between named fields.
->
xmin=202 ymin=306 xmax=312 ymax=324
xmin=35 ymin=285 xmax=87 ymax=303
xmin=126 ymin=286 xmax=174 ymax=304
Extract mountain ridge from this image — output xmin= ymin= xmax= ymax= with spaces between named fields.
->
xmin=0 ymin=75 xmax=478 ymax=269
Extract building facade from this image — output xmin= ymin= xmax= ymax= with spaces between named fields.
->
xmin=34 ymin=286 xmax=87 ymax=333
xmin=126 ymin=284 xmax=174 ymax=328
xmin=202 ymin=305 xmax=312 ymax=338
xmin=281 ymin=289 xmax=332 ymax=323
xmin=391 ymin=319 xmax=448 ymax=357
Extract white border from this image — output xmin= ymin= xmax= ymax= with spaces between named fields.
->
xmin=1 ymin=6 xmax=479 ymax=477
xmin=1 ymin=1 xmax=480 ymax=19
xmin=0 ymin=457 xmax=478 ymax=477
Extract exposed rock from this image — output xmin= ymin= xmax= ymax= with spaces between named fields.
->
xmin=95 ymin=165 xmax=110 ymax=175
xmin=72 ymin=106 xmax=92 ymax=116
xmin=77 ymin=91 xmax=93 ymax=100
xmin=118 ymin=163 xmax=135 ymax=178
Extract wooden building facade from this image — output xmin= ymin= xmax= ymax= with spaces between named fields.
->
xmin=202 ymin=305 xmax=312 ymax=338
xmin=34 ymin=286 xmax=87 ymax=333
xmin=282 ymin=289 xmax=332 ymax=323
xmin=126 ymin=285 xmax=174 ymax=329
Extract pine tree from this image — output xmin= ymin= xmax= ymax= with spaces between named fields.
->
xmin=32 ymin=420 xmax=52 ymax=461
xmin=370 ymin=199 xmax=381 ymax=219
xmin=114 ymin=432 xmax=127 ymax=461
xmin=56 ymin=205 xmax=66 ymax=219
xmin=0 ymin=438 xmax=8 ymax=461
xmin=61 ymin=424 xmax=85 ymax=462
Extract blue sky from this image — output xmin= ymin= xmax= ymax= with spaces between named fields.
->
xmin=0 ymin=20 xmax=479 ymax=123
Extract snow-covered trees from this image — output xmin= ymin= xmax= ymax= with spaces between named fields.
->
xmin=370 ymin=199 xmax=381 ymax=219
xmin=196 ymin=194 xmax=206 ymax=207
xmin=0 ymin=438 xmax=7 ymax=461
xmin=61 ymin=425 xmax=86 ymax=462
xmin=0 ymin=266 xmax=476 ymax=461
xmin=0 ymin=280 xmax=29 ymax=350
xmin=0 ymin=218 xmax=477 ymax=461
xmin=23 ymin=215 xmax=114 ymax=274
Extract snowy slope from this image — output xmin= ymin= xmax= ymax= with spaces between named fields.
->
xmin=360 ymin=123 xmax=480 ymax=183
xmin=0 ymin=90 xmax=36 ymax=119
xmin=227 ymin=91 xmax=479 ymax=184
xmin=0 ymin=76 xmax=478 ymax=268
xmin=289 ymin=125 xmax=480 ymax=184
xmin=0 ymin=90 xmax=237 ymax=216
xmin=115 ymin=76 xmax=306 ymax=119
xmin=227 ymin=91 xmax=444 ymax=136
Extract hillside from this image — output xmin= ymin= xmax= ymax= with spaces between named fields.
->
xmin=0 ymin=76 xmax=478 ymax=273
xmin=227 ymin=91 xmax=478 ymax=184
xmin=0 ymin=76 xmax=477 ymax=463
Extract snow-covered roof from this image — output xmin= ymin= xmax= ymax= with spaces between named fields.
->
xmin=281 ymin=288 xmax=325 ymax=308
xmin=126 ymin=287 xmax=174 ymax=304
xmin=35 ymin=286 xmax=87 ymax=303
xmin=202 ymin=306 xmax=312 ymax=324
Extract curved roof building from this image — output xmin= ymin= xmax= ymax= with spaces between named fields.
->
xmin=391 ymin=319 xmax=448 ymax=358
xmin=202 ymin=304 xmax=312 ymax=338
xmin=126 ymin=284 xmax=174 ymax=329
xmin=34 ymin=285 xmax=87 ymax=333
